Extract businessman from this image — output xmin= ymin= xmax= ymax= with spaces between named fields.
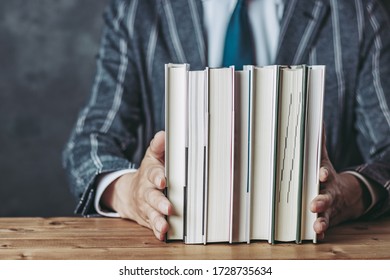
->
xmin=63 ymin=0 xmax=390 ymax=241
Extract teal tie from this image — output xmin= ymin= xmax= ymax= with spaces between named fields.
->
xmin=222 ymin=0 xmax=255 ymax=70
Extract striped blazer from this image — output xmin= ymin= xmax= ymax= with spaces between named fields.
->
xmin=63 ymin=0 xmax=390 ymax=217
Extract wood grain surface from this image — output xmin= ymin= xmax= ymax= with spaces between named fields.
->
xmin=0 ymin=216 xmax=389 ymax=260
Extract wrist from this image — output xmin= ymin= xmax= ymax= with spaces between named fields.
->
xmin=340 ymin=172 xmax=371 ymax=218
xmin=101 ymin=172 xmax=136 ymax=213
xmin=101 ymin=181 xmax=116 ymax=212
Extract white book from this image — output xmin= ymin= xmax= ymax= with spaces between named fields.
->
xmin=273 ymin=65 xmax=306 ymax=243
xmin=301 ymin=65 xmax=325 ymax=243
xmin=206 ymin=67 xmax=235 ymax=243
xmin=186 ymin=69 xmax=208 ymax=244
xmin=165 ymin=63 xmax=188 ymax=241
xmin=246 ymin=65 xmax=279 ymax=243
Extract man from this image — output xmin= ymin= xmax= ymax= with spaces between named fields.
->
xmin=63 ymin=0 xmax=390 ymax=241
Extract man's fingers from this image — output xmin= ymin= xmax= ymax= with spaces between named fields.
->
xmin=310 ymin=192 xmax=332 ymax=213
xmin=144 ymin=186 xmax=172 ymax=216
xmin=313 ymin=215 xmax=329 ymax=235
xmin=319 ymin=124 xmax=332 ymax=181
xmin=319 ymin=126 xmax=337 ymax=184
xmin=147 ymin=131 xmax=166 ymax=162
xmin=319 ymin=166 xmax=329 ymax=182
xmin=311 ymin=188 xmax=333 ymax=240
xmin=146 ymin=165 xmax=166 ymax=190
xmin=320 ymin=124 xmax=329 ymax=162
xmin=146 ymin=205 xmax=170 ymax=240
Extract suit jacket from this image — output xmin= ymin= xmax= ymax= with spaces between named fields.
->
xmin=63 ymin=0 xmax=390 ymax=217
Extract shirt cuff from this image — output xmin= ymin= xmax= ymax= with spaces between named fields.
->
xmin=94 ymin=169 xmax=137 ymax=217
xmin=342 ymin=171 xmax=381 ymax=215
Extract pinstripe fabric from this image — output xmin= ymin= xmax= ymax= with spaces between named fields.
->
xmin=163 ymin=0 xmax=187 ymax=63
xmin=127 ymin=0 xmax=138 ymax=39
xmin=63 ymin=0 xmax=390 ymax=217
xmin=275 ymin=0 xmax=297 ymax=57
xmin=146 ymin=16 xmax=158 ymax=80
xmin=355 ymin=0 xmax=364 ymax=44
xmin=368 ymin=3 xmax=390 ymax=127
xmin=188 ymin=0 xmax=206 ymax=66
xmin=90 ymin=134 xmax=103 ymax=171
xmin=309 ymin=47 xmax=317 ymax=65
xmin=330 ymin=0 xmax=346 ymax=162
xmin=101 ymin=39 xmax=128 ymax=134
xmin=292 ymin=0 xmax=323 ymax=64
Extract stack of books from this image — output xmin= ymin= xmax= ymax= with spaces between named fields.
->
xmin=164 ymin=63 xmax=325 ymax=244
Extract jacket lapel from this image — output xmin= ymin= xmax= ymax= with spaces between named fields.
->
xmin=276 ymin=0 xmax=330 ymax=65
xmin=158 ymin=0 xmax=206 ymax=70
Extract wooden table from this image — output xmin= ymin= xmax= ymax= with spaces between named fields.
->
xmin=0 ymin=216 xmax=389 ymax=260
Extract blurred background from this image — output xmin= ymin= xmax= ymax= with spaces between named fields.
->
xmin=0 ymin=0 xmax=110 ymax=216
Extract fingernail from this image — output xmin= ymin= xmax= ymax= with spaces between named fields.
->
xmin=319 ymin=168 xmax=329 ymax=182
xmin=154 ymin=175 xmax=163 ymax=188
xmin=159 ymin=201 xmax=170 ymax=215
xmin=322 ymin=167 xmax=329 ymax=177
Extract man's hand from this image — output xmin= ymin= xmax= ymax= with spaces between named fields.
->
xmin=101 ymin=131 xmax=173 ymax=241
xmin=310 ymin=131 xmax=370 ymax=240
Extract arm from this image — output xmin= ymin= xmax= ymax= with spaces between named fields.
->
xmin=63 ymin=0 xmax=139 ymax=215
xmin=350 ymin=0 xmax=390 ymax=217
xmin=63 ymin=0 xmax=173 ymax=240
xmin=311 ymin=1 xmax=390 ymax=238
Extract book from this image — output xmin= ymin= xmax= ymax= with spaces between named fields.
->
xmin=165 ymin=63 xmax=325 ymax=244
xmin=186 ymin=69 xmax=208 ymax=244
xmin=164 ymin=63 xmax=188 ymax=241
xmin=300 ymin=65 xmax=325 ymax=243
xmin=206 ymin=67 xmax=235 ymax=243
xmin=273 ymin=65 xmax=307 ymax=243
xmin=246 ymin=65 xmax=279 ymax=243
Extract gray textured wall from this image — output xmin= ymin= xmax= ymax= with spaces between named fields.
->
xmin=0 ymin=0 xmax=110 ymax=216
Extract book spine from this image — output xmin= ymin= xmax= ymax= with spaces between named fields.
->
xmin=203 ymin=67 xmax=210 ymax=245
xmin=295 ymin=65 xmax=308 ymax=244
xmin=246 ymin=66 xmax=254 ymax=244
xmin=270 ymin=66 xmax=280 ymax=245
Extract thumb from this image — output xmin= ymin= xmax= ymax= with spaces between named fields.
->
xmin=320 ymin=124 xmax=333 ymax=182
xmin=146 ymin=131 xmax=165 ymax=162
xmin=320 ymin=123 xmax=330 ymax=163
